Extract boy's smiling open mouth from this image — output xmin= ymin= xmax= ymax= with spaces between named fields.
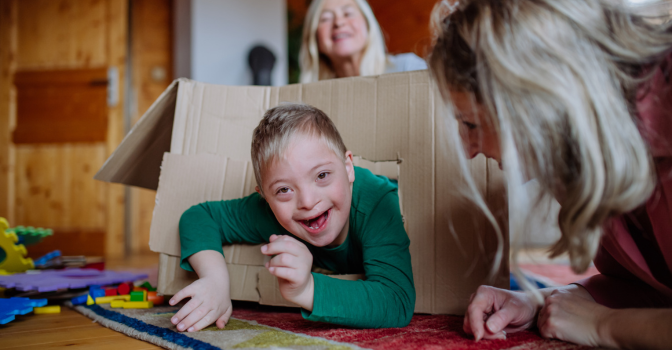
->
xmin=298 ymin=209 xmax=331 ymax=234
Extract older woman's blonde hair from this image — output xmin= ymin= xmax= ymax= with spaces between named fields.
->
xmin=427 ymin=0 xmax=672 ymax=294
xmin=299 ymin=0 xmax=388 ymax=83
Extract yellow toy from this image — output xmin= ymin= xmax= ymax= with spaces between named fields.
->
xmin=95 ymin=295 xmax=131 ymax=304
xmin=0 ymin=218 xmax=34 ymax=273
xmin=34 ymin=305 xmax=61 ymax=314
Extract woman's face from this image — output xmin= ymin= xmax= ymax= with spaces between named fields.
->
xmin=451 ymin=90 xmax=502 ymax=164
xmin=316 ymin=0 xmax=369 ymax=62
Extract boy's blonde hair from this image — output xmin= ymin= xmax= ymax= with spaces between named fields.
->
xmin=427 ymin=0 xmax=672 ymax=290
xmin=251 ymin=103 xmax=348 ymax=194
xmin=299 ymin=0 xmax=388 ymax=83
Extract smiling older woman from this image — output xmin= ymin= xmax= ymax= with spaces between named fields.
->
xmin=299 ymin=0 xmax=427 ymax=83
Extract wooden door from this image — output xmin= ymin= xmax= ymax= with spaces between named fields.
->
xmin=0 ymin=0 xmax=127 ymax=259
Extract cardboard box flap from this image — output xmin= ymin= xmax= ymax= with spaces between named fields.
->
xmin=149 ymin=152 xmax=257 ymax=255
xmin=94 ymin=79 xmax=183 ymax=190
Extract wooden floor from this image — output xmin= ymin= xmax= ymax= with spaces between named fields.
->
xmin=0 ymin=253 xmax=163 ymax=350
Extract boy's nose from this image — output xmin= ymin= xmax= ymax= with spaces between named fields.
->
xmin=296 ymin=191 xmax=319 ymax=211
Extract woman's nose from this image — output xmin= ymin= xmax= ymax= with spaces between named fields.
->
xmin=333 ymin=15 xmax=345 ymax=28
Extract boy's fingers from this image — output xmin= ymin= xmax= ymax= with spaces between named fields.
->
xmin=269 ymin=253 xmax=297 ymax=269
xmin=268 ymin=266 xmax=296 ymax=282
xmin=171 ymin=298 xmax=200 ymax=325
xmin=263 ymin=239 xmax=303 ymax=257
xmin=189 ymin=309 xmax=218 ymax=332
xmin=216 ymin=306 xmax=233 ymax=329
xmin=177 ymin=304 xmax=210 ymax=332
xmin=170 ymin=286 xmax=193 ymax=306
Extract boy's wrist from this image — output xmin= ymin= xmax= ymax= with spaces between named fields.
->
xmin=293 ymin=273 xmax=315 ymax=312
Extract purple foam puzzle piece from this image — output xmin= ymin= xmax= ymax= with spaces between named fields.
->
xmin=0 ymin=268 xmax=148 ymax=292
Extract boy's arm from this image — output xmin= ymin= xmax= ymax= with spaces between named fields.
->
xmin=170 ymin=250 xmax=233 ymax=332
xmin=179 ymin=194 xmax=280 ymax=272
xmin=303 ymin=192 xmax=416 ymax=328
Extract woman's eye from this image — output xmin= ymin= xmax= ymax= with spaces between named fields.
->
xmin=319 ymin=13 xmax=333 ymax=22
xmin=462 ymin=121 xmax=478 ymax=130
xmin=317 ymin=172 xmax=328 ymax=180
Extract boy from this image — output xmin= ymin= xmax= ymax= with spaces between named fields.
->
xmin=169 ymin=103 xmax=415 ymax=331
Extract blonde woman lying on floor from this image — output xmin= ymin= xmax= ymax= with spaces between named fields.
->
xmin=427 ymin=0 xmax=672 ymax=348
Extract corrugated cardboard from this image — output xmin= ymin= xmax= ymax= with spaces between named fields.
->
xmin=96 ymin=71 xmax=508 ymax=315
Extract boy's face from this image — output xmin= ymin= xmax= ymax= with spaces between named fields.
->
xmin=258 ymin=133 xmax=355 ymax=248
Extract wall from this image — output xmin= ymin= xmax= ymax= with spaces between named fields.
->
xmin=0 ymin=0 xmax=127 ymax=258
xmin=191 ymin=0 xmax=288 ymax=86
xmin=130 ymin=0 xmax=174 ymax=254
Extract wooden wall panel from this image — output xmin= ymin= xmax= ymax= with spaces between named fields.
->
xmin=368 ymin=0 xmax=437 ymax=57
xmin=2 ymin=0 xmax=127 ymax=258
xmin=14 ymin=145 xmax=106 ymax=228
xmin=105 ymin=0 xmax=128 ymax=258
xmin=17 ymin=0 xmax=108 ymax=69
xmin=130 ymin=0 xmax=173 ymax=254
xmin=0 ymin=0 xmax=17 ymax=221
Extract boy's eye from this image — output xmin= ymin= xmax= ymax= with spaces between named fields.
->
xmin=277 ymin=187 xmax=290 ymax=194
xmin=317 ymin=172 xmax=328 ymax=180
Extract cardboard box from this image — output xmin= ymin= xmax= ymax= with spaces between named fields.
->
xmin=95 ymin=70 xmax=508 ymax=314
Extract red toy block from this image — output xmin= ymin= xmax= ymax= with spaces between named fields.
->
xmin=117 ymin=282 xmax=132 ymax=295
xmin=104 ymin=288 xmax=118 ymax=296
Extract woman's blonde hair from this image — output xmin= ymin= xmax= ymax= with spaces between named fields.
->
xmin=299 ymin=0 xmax=388 ymax=83
xmin=427 ymin=0 xmax=672 ymax=290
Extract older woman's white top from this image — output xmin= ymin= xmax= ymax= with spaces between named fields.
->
xmin=385 ymin=53 xmax=427 ymax=74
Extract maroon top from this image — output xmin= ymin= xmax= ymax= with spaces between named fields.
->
xmin=576 ymin=53 xmax=672 ymax=309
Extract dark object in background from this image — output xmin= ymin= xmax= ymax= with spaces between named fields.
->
xmin=248 ymin=45 xmax=276 ymax=86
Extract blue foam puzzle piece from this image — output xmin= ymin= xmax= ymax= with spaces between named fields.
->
xmin=0 ymin=297 xmax=48 ymax=324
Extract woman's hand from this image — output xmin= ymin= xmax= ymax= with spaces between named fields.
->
xmin=169 ymin=250 xmax=233 ymax=332
xmin=464 ymin=285 xmax=539 ymax=340
xmin=261 ymin=234 xmax=315 ymax=311
xmin=537 ymin=287 xmax=614 ymax=347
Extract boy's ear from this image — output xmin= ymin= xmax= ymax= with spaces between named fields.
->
xmin=344 ymin=151 xmax=355 ymax=184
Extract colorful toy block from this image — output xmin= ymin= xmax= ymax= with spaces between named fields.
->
xmin=34 ymin=305 xmax=61 ymax=314
xmin=33 ymin=250 xmax=61 ymax=267
xmin=130 ymin=291 xmax=145 ymax=302
xmin=117 ymin=282 xmax=132 ymax=295
xmin=90 ymin=288 xmax=106 ymax=298
xmin=110 ymin=300 xmax=125 ymax=308
xmin=0 ymin=297 xmax=48 ymax=324
xmin=71 ymin=294 xmax=89 ymax=305
xmin=8 ymin=225 xmax=53 ymax=246
xmin=0 ymin=218 xmax=34 ymax=274
xmin=140 ymin=281 xmax=157 ymax=292
xmin=86 ymin=295 xmax=94 ymax=306
xmin=95 ymin=295 xmax=131 ymax=304
xmin=147 ymin=291 xmax=165 ymax=305
xmin=123 ymin=301 xmax=153 ymax=309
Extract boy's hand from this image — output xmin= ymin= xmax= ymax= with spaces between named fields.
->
xmin=169 ymin=251 xmax=233 ymax=332
xmin=261 ymin=234 xmax=315 ymax=311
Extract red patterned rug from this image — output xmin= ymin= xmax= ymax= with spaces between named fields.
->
xmin=231 ymin=301 xmax=589 ymax=350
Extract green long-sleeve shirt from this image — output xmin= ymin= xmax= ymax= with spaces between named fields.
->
xmin=179 ymin=166 xmax=415 ymax=328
